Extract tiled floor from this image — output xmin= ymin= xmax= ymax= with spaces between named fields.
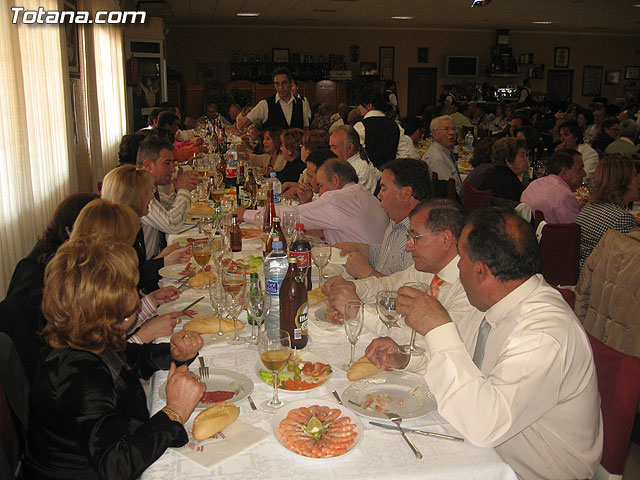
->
xmin=624 ymin=442 xmax=640 ymax=479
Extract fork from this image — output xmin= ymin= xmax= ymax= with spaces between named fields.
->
xmin=385 ymin=411 xmax=423 ymax=459
xmin=198 ymin=356 xmax=209 ymax=379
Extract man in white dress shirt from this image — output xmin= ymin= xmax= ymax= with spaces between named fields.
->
xmin=367 ymin=208 xmax=602 ymax=480
xmin=329 ymin=125 xmax=381 ymax=193
xmin=423 ymin=115 xmax=462 ymax=193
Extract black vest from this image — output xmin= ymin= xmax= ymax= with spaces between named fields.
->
xmin=361 ymin=116 xmax=400 ymax=169
xmin=264 ymin=95 xmax=304 ymax=130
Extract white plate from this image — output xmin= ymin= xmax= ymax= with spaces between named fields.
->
xmin=157 ymin=298 xmax=212 ymax=318
xmin=159 ymin=368 xmax=253 ymax=408
xmin=158 ymin=263 xmax=194 ymax=279
xmin=255 ymin=350 xmax=332 ymax=393
xmin=311 ymin=263 xmax=343 ymax=278
xmin=172 ymin=232 xmax=205 ymax=247
xmin=330 ymin=247 xmax=348 ymax=265
xmin=310 ymin=305 xmax=343 ymax=334
xmin=342 ymin=373 xmax=437 ymax=421
xmin=271 ymin=398 xmax=364 ymax=459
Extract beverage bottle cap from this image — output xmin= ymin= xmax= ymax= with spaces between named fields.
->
xmin=273 ymin=216 xmax=280 ymax=222
xmin=273 ymin=241 xmax=283 ymax=249
xmin=270 ymin=172 xmax=277 ymax=178
xmin=295 ymin=223 xmax=304 ymax=230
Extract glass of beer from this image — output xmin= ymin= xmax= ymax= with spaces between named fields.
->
xmin=258 ymin=329 xmax=291 ymax=412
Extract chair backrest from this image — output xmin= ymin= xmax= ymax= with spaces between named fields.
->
xmin=587 ymin=332 xmax=640 ymax=475
xmin=539 ymin=222 xmax=581 ymax=286
xmin=463 ymin=182 xmax=492 ymax=215
xmin=553 ymin=286 xmax=576 ymax=310
xmin=534 ymin=209 xmax=545 ymax=229
xmin=445 ymin=178 xmax=457 ymax=202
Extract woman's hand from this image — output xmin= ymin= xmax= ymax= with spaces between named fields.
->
xmin=149 ymin=286 xmax=180 ymax=306
xmin=156 ymin=242 xmax=180 ymax=258
xmin=170 ymin=330 xmax=203 ymax=362
xmin=164 ymin=247 xmax=191 ymax=266
xmin=135 ymin=313 xmax=182 ymax=343
xmin=165 ymin=363 xmax=205 ymax=422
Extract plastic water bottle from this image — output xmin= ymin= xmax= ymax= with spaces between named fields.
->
xmin=263 ymin=241 xmax=289 ymax=332
xmin=267 ymin=171 xmax=282 ymax=204
xmin=464 ymin=131 xmax=474 ymax=149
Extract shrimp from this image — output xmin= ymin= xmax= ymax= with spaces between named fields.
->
xmin=287 ymin=411 xmax=311 ymax=424
xmin=327 ymin=423 xmax=356 ymax=434
xmin=323 ymin=409 xmax=341 ymax=423
xmin=328 ymin=416 xmax=351 ymax=427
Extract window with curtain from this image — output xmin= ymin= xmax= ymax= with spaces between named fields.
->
xmin=0 ymin=0 xmax=76 ymax=295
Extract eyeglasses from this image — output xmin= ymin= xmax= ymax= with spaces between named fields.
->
xmin=435 ymin=127 xmax=456 ymax=132
xmin=405 ymin=230 xmax=440 ymax=244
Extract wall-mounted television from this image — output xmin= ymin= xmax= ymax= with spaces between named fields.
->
xmin=446 ymin=56 xmax=479 ymax=77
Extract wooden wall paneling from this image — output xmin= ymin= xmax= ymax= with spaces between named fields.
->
xmin=185 ymin=84 xmax=204 ymax=118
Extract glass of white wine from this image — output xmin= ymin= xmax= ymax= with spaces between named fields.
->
xmin=191 ymin=238 xmax=212 ymax=292
xmin=258 ymin=329 xmax=291 ymax=412
xmin=311 ymin=241 xmax=331 ymax=287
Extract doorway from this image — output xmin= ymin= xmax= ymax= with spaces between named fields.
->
xmin=547 ymin=70 xmax=574 ymax=104
xmin=407 ymin=67 xmax=437 ymax=117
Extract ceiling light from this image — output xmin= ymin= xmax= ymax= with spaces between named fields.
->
xmin=391 ymin=16 xmax=414 ymax=20
xmin=532 ymin=21 xmax=553 ymax=24
xmin=236 ymin=12 xmax=260 ymax=17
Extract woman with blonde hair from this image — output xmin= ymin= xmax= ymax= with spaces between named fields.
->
xmin=576 ymin=155 xmax=640 ymax=270
xmin=71 ymin=199 xmax=184 ymax=343
xmin=22 ymin=238 xmax=205 ymax=479
xmin=277 ymin=128 xmax=306 ymax=184
xmin=479 ymin=137 xmax=529 ymax=202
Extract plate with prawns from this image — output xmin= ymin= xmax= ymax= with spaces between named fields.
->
xmin=272 ymin=398 xmax=364 ymax=459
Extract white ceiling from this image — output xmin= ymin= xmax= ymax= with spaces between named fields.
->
xmin=132 ymin=0 xmax=640 ymax=34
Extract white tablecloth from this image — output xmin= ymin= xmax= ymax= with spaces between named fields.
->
xmin=143 ymin=228 xmax=517 ymax=480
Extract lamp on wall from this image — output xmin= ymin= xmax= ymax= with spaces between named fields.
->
xmin=472 ymin=0 xmax=492 ymax=6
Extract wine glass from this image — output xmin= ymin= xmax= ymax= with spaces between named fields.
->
xmin=311 ymin=241 xmax=331 ymax=287
xmin=376 ymin=290 xmax=401 ymax=337
xmin=223 ymin=263 xmax=247 ymax=345
xmin=398 ymin=282 xmax=428 ymax=356
xmin=282 ymin=211 xmax=299 ymax=245
xmin=341 ymin=300 xmax=364 ymax=370
xmin=191 ymin=238 xmax=212 ymax=292
xmin=258 ymin=329 xmax=291 ymax=412
xmin=208 ymin=280 xmax=226 ymax=343
xmin=246 ymin=278 xmax=265 ymax=349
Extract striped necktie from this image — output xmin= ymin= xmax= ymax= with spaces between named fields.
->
xmin=430 ymin=274 xmax=444 ymax=298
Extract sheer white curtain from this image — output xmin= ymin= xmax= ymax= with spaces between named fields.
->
xmin=0 ymin=0 xmax=76 ymax=295
xmin=85 ymin=0 xmax=128 ymax=186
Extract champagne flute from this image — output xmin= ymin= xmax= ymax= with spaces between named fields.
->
xmin=223 ymin=263 xmax=246 ymax=345
xmin=376 ymin=290 xmax=401 ymax=337
xmin=208 ymin=280 xmax=226 ymax=343
xmin=258 ymin=329 xmax=291 ymax=412
xmin=311 ymin=240 xmax=331 ymax=287
xmin=247 ymin=278 xmax=265 ymax=349
xmin=282 ymin=211 xmax=299 ymax=245
xmin=191 ymin=238 xmax=212 ymax=292
xmin=341 ymin=300 xmax=364 ymax=370
xmin=398 ymin=282 xmax=428 ymax=356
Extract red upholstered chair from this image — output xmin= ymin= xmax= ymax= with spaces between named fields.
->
xmin=553 ymin=286 xmax=575 ymax=310
xmin=463 ymin=182 xmax=492 ymax=215
xmin=538 ymin=222 xmax=581 ymax=286
xmin=587 ymin=332 xmax=640 ymax=479
xmin=431 ymin=173 xmax=460 ymax=204
xmin=533 ymin=209 xmax=545 ymax=229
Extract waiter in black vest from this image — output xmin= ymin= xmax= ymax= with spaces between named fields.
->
xmin=353 ymin=90 xmax=417 ymax=169
xmin=239 ymin=67 xmax=310 ymax=130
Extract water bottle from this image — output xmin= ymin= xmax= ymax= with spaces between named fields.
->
xmin=263 ymin=241 xmax=289 ymax=332
xmin=464 ymin=131 xmax=474 ymax=149
xmin=267 ymin=171 xmax=282 ymax=204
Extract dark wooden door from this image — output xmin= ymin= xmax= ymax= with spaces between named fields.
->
xmin=407 ymin=67 xmax=437 ymax=117
xmin=547 ymin=70 xmax=574 ymax=103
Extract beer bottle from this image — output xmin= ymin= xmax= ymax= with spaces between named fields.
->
xmin=230 ymin=213 xmax=242 ymax=252
xmin=279 ymin=256 xmax=308 ymax=349
xmin=289 ymin=223 xmax=312 ymax=290
xmin=264 ymin=216 xmax=287 ymax=257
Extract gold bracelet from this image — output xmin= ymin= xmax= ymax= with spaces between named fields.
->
xmin=162 ymin=406 xmax=184 ymax=425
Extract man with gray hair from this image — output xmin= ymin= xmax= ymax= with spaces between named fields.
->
xmin=605 ymin=119 xmax=640 ymax=158
xmin=329 ymin=125 xmax=381 ymax=193
xmin=237 ymin=159 xmax=388 ymax=244
xmin=423 ymin=115 xmax=462 ymax=193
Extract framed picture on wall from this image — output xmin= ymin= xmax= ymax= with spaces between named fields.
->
xmin=272 ymin=48 xmax=290 ymax=63
xmin=64 ymin=0 xmax=80 ymax=76
xmin=379 ymin=46 xmax=395 ymax=81
xmin=360 ymin=62 xmax=378 ymax=77
xmin=605 ymin=70 xmax=621 ymax=85
xmin=418 ymin=47 xmax=429 ymax=63
xmin=554 ymin=47 xmax=570 ymax=68
xmin=625 ymin=66 xmax=640 ymax=80
xmin=582 ymin=65 xmax=603 ymax=97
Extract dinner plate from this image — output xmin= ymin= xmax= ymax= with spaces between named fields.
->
xmin=255 ymin=350 xmax=332 ymax=392
xmin=310 ymin=305 xmax=343 ymax=334
xmin=172 ymin=232 xmax=205 ymax=247
xmin=271 ymin=398 xmax=364 ymax=459
xmin=311 ymin=263 xmax=343 ymax=278
xmin=159 ymin=368 xmax=253 ymax=408
xmin=158 ymin=263 xmax=194 ymax=279
xmin=330 ymin=247 xmax=348 ymax=265
xmin=342 ymin=373 xmax=437 ymax=421
xmin=157 ymin=298 xmax=212 ymax=318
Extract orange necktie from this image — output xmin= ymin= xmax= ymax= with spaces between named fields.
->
xmin=430 ymin=274 xmax=444 ymax=298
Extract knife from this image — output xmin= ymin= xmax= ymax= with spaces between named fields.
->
xmin=180 ymin=296 xmax=205 ymax=313
xmin=369 ymin=421 xmax=464 ymax=442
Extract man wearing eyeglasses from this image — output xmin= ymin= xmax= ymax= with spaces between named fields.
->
xmin=239 ymin=67 xmax=310 ymax=130
xmin=424 ymin=115 xmax=463 ymax=193
xmin=323 ymin=198 xmax=481 ymax=349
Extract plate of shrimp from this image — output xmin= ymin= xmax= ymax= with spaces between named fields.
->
xmin=272 ymin=399 xmax=364 ymax=459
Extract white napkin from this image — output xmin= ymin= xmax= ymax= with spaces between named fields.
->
xmin=172 ymin=420 xmax=269 ymax=470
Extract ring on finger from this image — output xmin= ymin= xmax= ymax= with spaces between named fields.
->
xmin=182 ymin=333 xmax=189 ymax=339
xmin=191 ymin=373 xmax=201 ymax=382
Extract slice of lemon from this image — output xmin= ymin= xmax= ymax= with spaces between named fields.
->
xmin=306 ymin=416 xmax=323 ymax=434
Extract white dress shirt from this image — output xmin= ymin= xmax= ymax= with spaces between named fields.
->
xmin=423 ymin=141 xmax=462 ymax=193
xmin=353 ymin=111 xmax=418 ymax=160
xmin=345 ymin=152 xmax=381 ymax=194
xmin=247 ymin=93 xmax=311 ymax=128
xmin=578 ymin=143 xmax=599 ymax=182
xmin=423 ymin=274 xmax=602 ymax=480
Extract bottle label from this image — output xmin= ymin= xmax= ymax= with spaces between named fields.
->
xmin=265 ymin=279 xmax=281 ymax=295
xmin=295 ymin=302 xmax=308 ymax=336
xmin=290 ymin=250 xmax=311 ymax=269
xmin=238 ymin=188 xmax=253 ymax=208
xmin=225 ymin=167 xmax=237 ymax=178
xmin=273 ymin=192 xmax=281 ymax=204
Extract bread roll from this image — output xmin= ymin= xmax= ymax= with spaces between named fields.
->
xmin=188 ymin=271 xmax=217 ymax=288
xmin=183 ymin=316 xmax=244 ymax=334
xmin=307 ymin=288 xmax=328 ymax=306
xmin=192 ymin=402 xmax=239 ymax=441
xmin=347 ymin=355 xmax=383 ymax=381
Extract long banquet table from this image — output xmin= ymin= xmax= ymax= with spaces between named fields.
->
xmin=141 ymin=227 xmax=517 ymax=480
